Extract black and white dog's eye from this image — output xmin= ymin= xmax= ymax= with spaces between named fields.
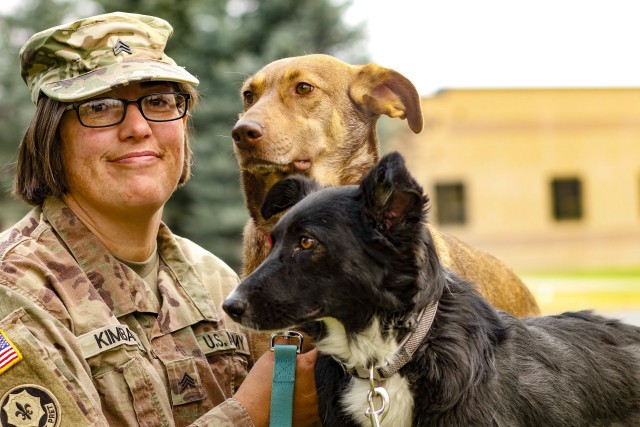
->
xmin=299 ymin=236 xmax=315 ymax=249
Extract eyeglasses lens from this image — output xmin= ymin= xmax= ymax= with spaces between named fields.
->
xmin=76 ymin=93 xmax=188 ymax=128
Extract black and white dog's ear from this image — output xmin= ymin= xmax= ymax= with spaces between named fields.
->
xmin=360 ymin=151 xmax=427 ymax=233
xmin=261 ymin=175 xmax=320 ymax=220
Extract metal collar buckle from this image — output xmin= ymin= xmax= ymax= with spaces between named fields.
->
xmin=270 ymin=330 xmax=304 ymax=353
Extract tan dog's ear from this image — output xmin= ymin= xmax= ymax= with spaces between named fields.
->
xmin=349 ymin=64 xmax=424 ymax=134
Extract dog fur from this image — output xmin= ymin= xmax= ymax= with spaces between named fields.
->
xmin=223 ymin=152 xmax=640 ymax=427
xmin=232 ymin=54 xmax=540 ymax=317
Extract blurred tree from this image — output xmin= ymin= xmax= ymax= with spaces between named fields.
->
xmin=0 ymin=1 xmax=92 ymax=229
xmin=0 ymin=0 xmax=366 ymax=272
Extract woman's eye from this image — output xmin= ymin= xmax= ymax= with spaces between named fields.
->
xmin=79 ymin=98 xmax=120 ymax=117
xmin=299 ymin=236 xmax=315 ymax=250
xmin=148 ymin=96 xmax=169 ymax=107
xmin=295 ymin=82 xmax=314 ymax=95
xmin=84 ymin=100 xmax=115 ymax=113
xmin=90 ymin=103 xmax=107 ymax=112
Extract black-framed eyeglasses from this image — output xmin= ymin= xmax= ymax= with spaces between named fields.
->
xmin=63 ymin=92 xmax=191 ymax=128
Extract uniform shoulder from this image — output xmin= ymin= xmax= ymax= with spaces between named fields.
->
xmin=0 ymin=207 xmax=47 ymax=259
xmin=172 ymin=234 xmax=238 ymax=279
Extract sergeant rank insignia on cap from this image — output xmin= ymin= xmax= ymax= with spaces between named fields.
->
xmin=0 ymin=330 xmax=22 ymax=374
xmin=113 ymin=39 xmax=132 ymax=56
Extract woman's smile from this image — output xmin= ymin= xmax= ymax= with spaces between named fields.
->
xmin=110 ymin=150 xmax=162 ymax=164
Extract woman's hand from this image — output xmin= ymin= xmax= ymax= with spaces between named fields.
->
xmin=235 ymin=348 xmax=320 ymax=427
xmin=292 ymin=348 xmax=320 ymax=426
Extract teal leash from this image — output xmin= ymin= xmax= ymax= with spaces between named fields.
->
xmin=269 ymin=331 xmax=303 ymax=427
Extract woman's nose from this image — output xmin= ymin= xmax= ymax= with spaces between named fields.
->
xmin=119 ymin=103 xmax=152 ymax=139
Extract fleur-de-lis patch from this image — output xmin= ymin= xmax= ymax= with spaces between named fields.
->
xmin=14 ymin=401 xmax=33 ymax=421
xmin=0 ymin=385 xmax=60 ymax=427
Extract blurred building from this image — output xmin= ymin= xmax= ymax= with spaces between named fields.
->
xmin=388 ymin=88 xmax=640 ymax=272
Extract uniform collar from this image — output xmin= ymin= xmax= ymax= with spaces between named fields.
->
xmin=43 ymin=197 xmax=218 ymax=334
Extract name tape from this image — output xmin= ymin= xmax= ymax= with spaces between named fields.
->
xmin=78 ymin=324 xmax=145 ymax=359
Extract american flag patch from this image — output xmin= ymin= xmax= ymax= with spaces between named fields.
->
xmin=0 ymin=330 xmax=22 ymax=374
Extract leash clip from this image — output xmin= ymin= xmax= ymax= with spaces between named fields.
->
xmin=365 ymin=363 xmax=390 ymax=427
xmin=270 ymin=330 xmax=303 ymax=353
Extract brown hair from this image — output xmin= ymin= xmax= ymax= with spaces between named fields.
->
xmin=14 ymin=83 xmax=199 ymax=206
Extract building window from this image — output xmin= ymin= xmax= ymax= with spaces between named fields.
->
xmin=551 ymin=178 xmax=582 ymax=220
xmin=434 ymin=182 xmax=467 ymax=225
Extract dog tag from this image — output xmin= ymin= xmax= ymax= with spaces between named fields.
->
xmin=365 ymin=386 xmax=389 ymax=427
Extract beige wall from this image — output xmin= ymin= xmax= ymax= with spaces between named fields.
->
xmin=388 ymin=88 xmax=640 ymax=272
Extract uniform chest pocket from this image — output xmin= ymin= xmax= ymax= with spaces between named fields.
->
xmin=91 ymin=353 xmax=174 ymax=426
xmin=80 ymin=325 xmax=174 ymax=426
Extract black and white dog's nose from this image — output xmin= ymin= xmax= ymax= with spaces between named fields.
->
xmin=222 ymin=298 xmax=247 ymax=322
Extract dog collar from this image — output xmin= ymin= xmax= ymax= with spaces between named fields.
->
xmin=349 ymin=300 xmax=438 ymax=381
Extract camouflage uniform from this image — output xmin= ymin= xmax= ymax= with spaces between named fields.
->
xmin=0 ymin=197 xmax=261 ymax=426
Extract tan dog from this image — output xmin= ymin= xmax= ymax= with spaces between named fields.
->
xmin=232 ymin=54 xmax=540 ymax=317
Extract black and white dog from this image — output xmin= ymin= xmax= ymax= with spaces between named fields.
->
xmin=223 ymin=152 xmax=640 ymax=426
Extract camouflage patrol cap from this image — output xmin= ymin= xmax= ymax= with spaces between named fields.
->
xmin=19 ymin=11 xmax=199 ymax=104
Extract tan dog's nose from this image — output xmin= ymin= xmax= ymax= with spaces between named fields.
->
xmin=232 ymin=119 xmax=264 ymax=150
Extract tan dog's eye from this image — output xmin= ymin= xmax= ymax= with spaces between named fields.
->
xmin=242 ymin=91 xmax=254 ymax=105
xmin=299 ymin=236 xmax=315 ymax=249
xmin=295 ymin=82 xmax=314 ymax=95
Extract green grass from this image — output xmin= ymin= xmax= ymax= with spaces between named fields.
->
xmin=519 ymin=267 xmax=640 ymax=314
xmin=520 ymin=266 xmax=640 ymax=279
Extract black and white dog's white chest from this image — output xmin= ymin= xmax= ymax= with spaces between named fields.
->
xmin=315 ymin=317 xmax=418 ymax=427
xmin=340 ymin=374 xmax=414 ymax=427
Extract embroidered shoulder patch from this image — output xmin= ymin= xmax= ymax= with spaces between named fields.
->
xmin=0 ymin=330 xmax=22 ymax=374
xmin=0 ymin=385 xmax=61 ymax=427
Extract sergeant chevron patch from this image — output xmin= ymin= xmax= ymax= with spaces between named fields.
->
xmin=113 ymin=39 xmax=132 ymax=56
